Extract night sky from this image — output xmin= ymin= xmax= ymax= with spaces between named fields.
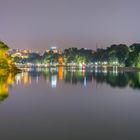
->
xmin=0 ymin=0 xmax=140 ymax=51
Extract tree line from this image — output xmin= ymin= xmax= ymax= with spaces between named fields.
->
xmin=12 ymin=43 xmax=140 ymax=68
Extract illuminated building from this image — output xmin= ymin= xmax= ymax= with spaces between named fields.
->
xmin=45 ymin=49 xmax=50 ymax=53
xmin=10 ymin=49 xmax=32 ymax=59
xmin=58 ymin=56 xmax=63 ymax=65
xmin=50 ymin=46 xmax=58 ymax=53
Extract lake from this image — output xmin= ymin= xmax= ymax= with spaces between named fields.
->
xmin=0 ymin=67 xmax=140 ymax=140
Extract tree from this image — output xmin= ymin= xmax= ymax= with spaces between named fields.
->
xmin=0 ymin=41 xmax=19 ymax=73
xmin=125 ymin=44 xmax=140 ymax=68
xmin=0 ymin=41 xmax=9 ymax=57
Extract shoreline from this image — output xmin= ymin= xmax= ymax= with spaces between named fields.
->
xmin=115 ymin=67 xmax=140 ymax=72
xmin=17 ymin=65 xmax=140 ymax=72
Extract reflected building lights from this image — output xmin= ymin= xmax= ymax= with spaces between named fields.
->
xmin=13 ymin=67 xmax=128 ymax=88
xmin=23 ymin=72 xmax=29 ymax=84
xmin=29 ymin=76 xmax=32 ymax=84
xmin=36 ymin=75 xmax=39 ymax=84
xmin=95 ymin=66 xmax=98 ymax=73
xmin=51 ymin=75 xmax=57 ymax=88
xmin=3 ymin=66 xmax=140 ymax=103
xmin=92 ymin=75 xmax=94 ymax=83
xmin=82 ymin=69 xmax=85 ymax=77
xmin=16 ymin=74 xmax=21 ymax=84
xmin=58 ymin=66 xmax=63 ymax=80
xmin=102 ymin=66 xmax=107 ymax=73
xmin=113 ymin=66 xmax=118 ymax=76
xmin=84 ymin=76 xmax=87 ymax=87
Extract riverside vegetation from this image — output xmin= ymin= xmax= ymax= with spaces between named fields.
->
xmin=0 ymin=41 xmax=20 ymax=75
xmin=0 ymin=41 xmax=20 ymax=101
xmin=13 ymin=43 xmax=140 ymax=69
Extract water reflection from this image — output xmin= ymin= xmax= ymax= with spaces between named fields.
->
xmin=15 ymin=67 xmax=140 ymax=90
xmin=51 ymin=75 xmax=57 ymax=88
xmin=0 ymin=67 xmax=140 ymax=102
xmin=0 ymin=73 xmax=15 ymax=101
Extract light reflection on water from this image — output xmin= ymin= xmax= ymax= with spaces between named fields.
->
xmin=0 ymin=73 xmax=15 ymax=102
xmin=0 ymin=67 xmax=140 ymax=140
xmin=14 ymin=67 xmax=140 ymax=90
xmin=1 ymin=67 xmax=140 ymax=103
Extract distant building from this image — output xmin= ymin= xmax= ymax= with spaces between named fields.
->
xmin=58 ymin=56 xmax=63 ymax=65
xmin=50 ymin=46 xmax=58 ymax=53
xmin=45 ymin=49 xmax=50 ymax=53
xmin=45 ymin=46 xmax=61 ymax=54
xmin=9 ymin=49 xmax=32 ymax=59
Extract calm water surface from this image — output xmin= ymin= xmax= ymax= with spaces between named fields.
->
xmin=0 ymin=67 xmax=140 ymax=140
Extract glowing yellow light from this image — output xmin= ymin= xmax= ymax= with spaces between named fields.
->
xmin=58 ymin=66 xmax=63 ymax=80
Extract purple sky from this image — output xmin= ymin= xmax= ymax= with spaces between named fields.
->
xmin=0 ymin=0 xmax=140 ymax=51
